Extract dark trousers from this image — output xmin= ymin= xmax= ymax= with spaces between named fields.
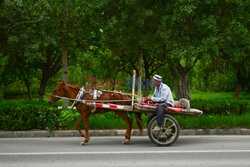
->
xmin=155 ymin=102 xmax=172 ymax=126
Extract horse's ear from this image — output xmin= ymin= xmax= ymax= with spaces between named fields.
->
xmin=57 ymin=80 xmax=59 ymax=84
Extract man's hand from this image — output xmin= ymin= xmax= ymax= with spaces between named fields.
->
xmin=144 ymin=96 xmax=151 ymax=101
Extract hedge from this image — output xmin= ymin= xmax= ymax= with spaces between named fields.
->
xmin=0 ymin=99 xmax=248 ymax=131
xmin=191 ymin=99 xmax=248 ymax=115
xmin=0 ymin=100 xmax=60 ymax=131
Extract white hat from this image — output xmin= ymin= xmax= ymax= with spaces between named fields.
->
xmin=153 ymin=74 xmax=162 ymax=82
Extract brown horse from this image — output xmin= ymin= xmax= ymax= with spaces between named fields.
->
xmin=48 ymin=81 xmax=143 ymax=145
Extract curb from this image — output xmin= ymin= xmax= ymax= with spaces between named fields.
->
xmin=1 ymin=129 xmax=250 ymax=138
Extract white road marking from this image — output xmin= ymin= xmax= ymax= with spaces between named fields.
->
xmin=1 ymin=150 xmax=250 ymax=156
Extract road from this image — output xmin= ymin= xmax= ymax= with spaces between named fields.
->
xmin=0 ymin=136 xmax=250 ymax=167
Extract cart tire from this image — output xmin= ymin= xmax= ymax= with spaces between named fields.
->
xmin=147 ymin=114 xmax=180 ymax=146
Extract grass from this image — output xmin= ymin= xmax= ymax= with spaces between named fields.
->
xmin=191 ymin=92 xmax=250 ymax=112
xmin=191 ymin=91 xmax=250 ymax=100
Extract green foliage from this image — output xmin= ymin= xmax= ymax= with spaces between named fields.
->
xmin=191 ymin=99 xmax=248 ymax=115
xmin=0 ymin=100 xmax=60 ymax=131
xmin=58 ymin=109 xmax=80 ymax=129
xmin=0 ymin=0 xmax=99 ymax=100
xmin=1 ymin=0 xmax=249 ymax=99
xmin=3 ymin=87 xmax=38 ymax=98
xmin=58 ymin=110 xmax=129 ymax=130
xmin=176 ymin=112 xmax=250 ymax=129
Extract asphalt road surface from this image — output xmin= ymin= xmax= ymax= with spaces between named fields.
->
xmin=0 ymin=135 xmax=250 ymax=167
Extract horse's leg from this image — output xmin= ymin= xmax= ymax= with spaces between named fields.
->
xmin=80 ymin=116 xmax=90 ymax=145
xmin=114 ymin=111 xmax=133 ymax=144
xmin=76 ymin=116 xmax=86 ymax=138
xmin=134 ymin=113 xmax=143 ymax=136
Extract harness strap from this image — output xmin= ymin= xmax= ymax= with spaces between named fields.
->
xmin=72 ymin=86 xmax=85 ymax=108
xmin=91 ymin=89 xmax=98 ymax=113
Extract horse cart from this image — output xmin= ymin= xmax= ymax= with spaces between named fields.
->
xmin=87 ymin=99 xmax=203 ymax=146
xmin=50 ymin=70 xmax=203 ymax=146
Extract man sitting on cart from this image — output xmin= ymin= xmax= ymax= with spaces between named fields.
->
xmin=145 ymin=74 xmax=174 ymax=130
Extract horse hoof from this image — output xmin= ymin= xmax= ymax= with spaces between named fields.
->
xmin=123 ymin=139 xmax=130 ymax=144
xmin=80 ymin=141 xmax=85 ymax=145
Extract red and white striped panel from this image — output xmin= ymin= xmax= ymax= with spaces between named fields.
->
xmin=95 ymin=103 xmax=125 ymax=109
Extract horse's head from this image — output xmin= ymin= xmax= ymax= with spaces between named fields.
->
xmin=48 ymin=81 xmax=67 ymax=105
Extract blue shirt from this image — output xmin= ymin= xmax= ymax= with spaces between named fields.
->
xmin=151 ymin=82 xmax=174 ymax=106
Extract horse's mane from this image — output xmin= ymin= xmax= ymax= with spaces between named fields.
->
xmin=67 ymin=84 xmax=80 ymax=90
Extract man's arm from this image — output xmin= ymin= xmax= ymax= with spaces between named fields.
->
xmin=151 ymin=87 xmax=168 ymax=102
xmin=145 ymin=87 xmax=156 ymax=101
xmin=152 ymin=87 xmax=156 ymax=97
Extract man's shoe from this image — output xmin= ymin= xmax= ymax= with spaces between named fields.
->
xmin=152 ymin=126 xmax=162 ymax=137
xmin=153 ymin=126 xmax=162 ymax=130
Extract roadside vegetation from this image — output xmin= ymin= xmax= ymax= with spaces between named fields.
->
xmin=0 ymin=92 xmax=249 ymax=131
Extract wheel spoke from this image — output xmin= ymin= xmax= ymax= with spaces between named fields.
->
xmin=166 ymin=124 xmax=174 ymax=129
xmin=166 ymin=132 xmax=175 ymax=136
xmin=162 ymin=118 xmax=169 ymax=127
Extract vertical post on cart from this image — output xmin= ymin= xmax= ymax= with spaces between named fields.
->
xmin=62 ymin=44 xmax=68 ymax=109
xmin=132 ymin=70 xmax=136 ymax=107
xmin=138 ymin=51 xmax=143 ymax=102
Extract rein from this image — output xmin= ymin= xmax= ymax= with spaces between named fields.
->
xmin=51 ymin=94 xmax=134 ymax=103
xmin=51 ymin=84 xmax=137 ymax=108
xmin=92 ymin=89 xmax=139 ymax=97
xmin=64 ymin=83 xmax=138 ymax=97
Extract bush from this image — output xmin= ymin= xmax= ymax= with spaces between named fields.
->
xmin=58 ymin=110 xmax=129 ymax=130
xmin=0 ymin=100 xmax=60 ymax=131
xmin=191 ymin=99 xmax=248 ymax=115
xmin=3 ymin=89 xmax=38 ymax=99
xmin=176 ymin=112 xmax=250 ymax=129
xmin=58 ymin=109 xmax=80 ymax=129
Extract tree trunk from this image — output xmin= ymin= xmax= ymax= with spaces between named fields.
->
xmin=173 ymin=76 xmax=181 ymax=100
xmin=143 ymin=57 xmax=151 ymax=97
xmin=234 ymin=84 xmax=242 ymax=99
xmin=171 ymin=72 xmax=190 ymax=100
xmin=24 ymin=78 xmax=32 ymax=100
xmin=138 ymin=51 xmax=142 ymax=98
xmin=62 ymin=44 xmax=68 ymax=108
xmin=234 ymin=68 xmax=247 ymax=99
xmin=176 ymin=64 xmax=191 ymax=100
xmin=61 ymin=1 xmax=68 ymax=108
xmin=168 ymin=61 xmax=191 ymax=100
xmin=0 ymin=83 xmax=3 ymax=100
xmin=178 ymin=73 xmax=190 ymax=100
xmin=18 ymin=63 xmax=32 ymax=100
xmin=39 ymin=72 xmax=49 ymax=101
xmin=167 ymin=61 xmax=181 ymax=100
xmin=38 ymin=58 xmax=61 ymax=101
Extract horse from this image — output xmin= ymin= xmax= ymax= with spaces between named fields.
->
xmin=48 ymin=81 xmax=143 ymax=145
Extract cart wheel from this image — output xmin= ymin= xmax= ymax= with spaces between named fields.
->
xmin=147 ymin=114 xmax=180 ymax=146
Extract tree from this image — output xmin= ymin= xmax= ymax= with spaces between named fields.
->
xmin=190 ymin=0 xmax=249 ymax=98
xmin=95 ymin=0 xmax=168 ymax=95
xmin=95 ymin=0 xmax=211 ymax=99
xmin=0 ymin=0 xmax=98 ymax=100
xmin=96 ymin=0 xmax=249 ymax=100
